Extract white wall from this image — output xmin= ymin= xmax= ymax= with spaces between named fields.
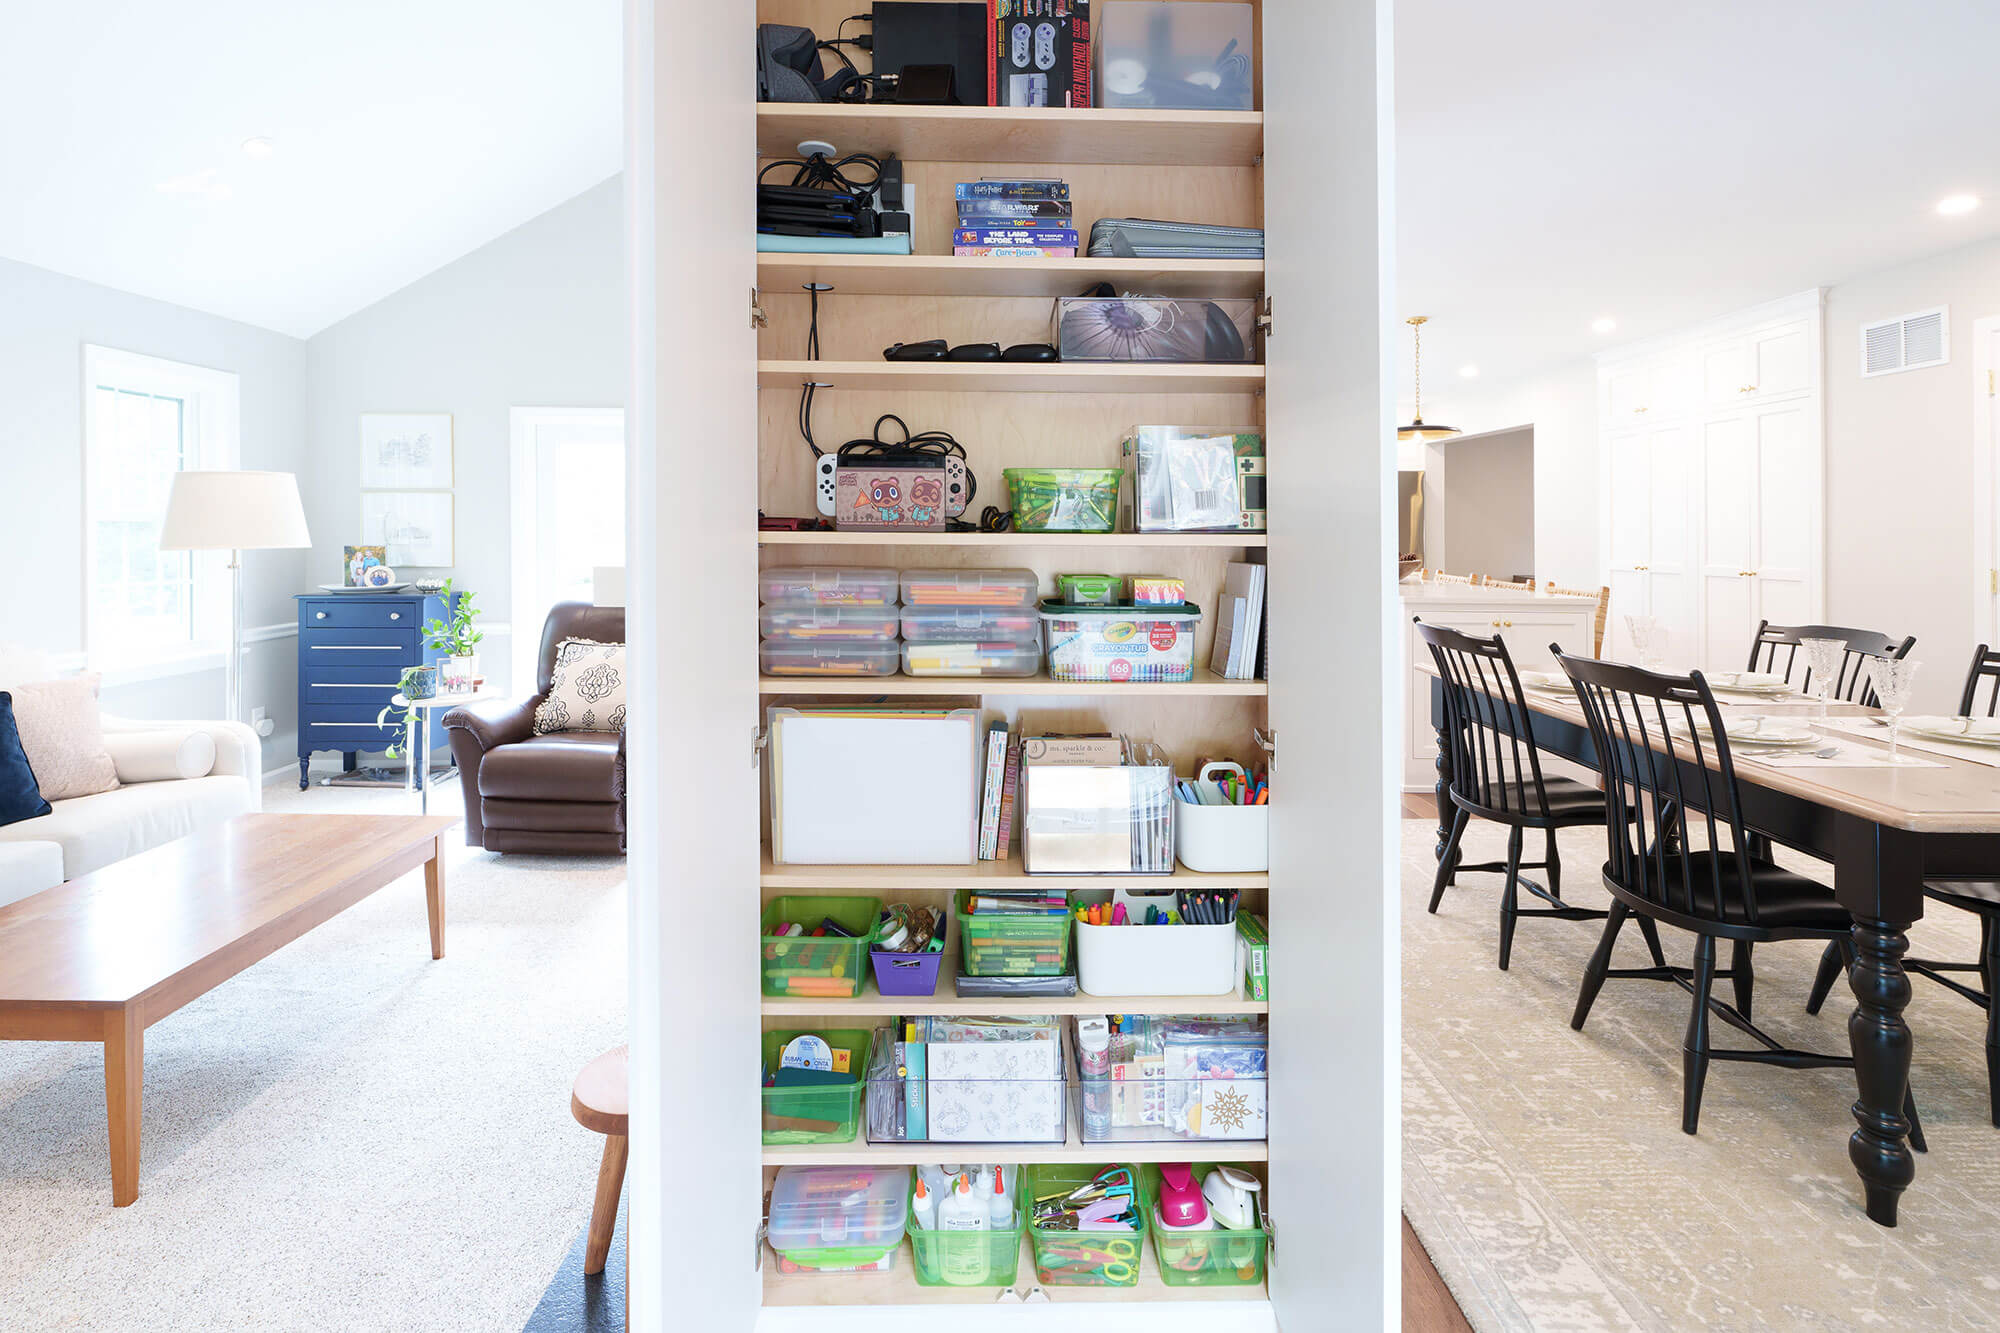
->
xmin=1420 ymin=425 xmax=1535 ymax=579
xmin=1823 ymin=234 xmax=2000 ymax=711
xmin=302 ymin=176 xmax=625 ymax=695
xmin=1446 ymin=359 xmax=1599 ymax=588
xmin=0 ymin=256 xmax=307 ymax=770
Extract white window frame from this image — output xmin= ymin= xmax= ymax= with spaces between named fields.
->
xmin=508 ymin=405 xmax=626 ymax=692
xmin=82 ymin=345 xmax=241 ymax=681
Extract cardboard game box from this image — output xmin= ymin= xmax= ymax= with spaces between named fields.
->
xmin=989 ymin=0 xmax=1091 ymax=107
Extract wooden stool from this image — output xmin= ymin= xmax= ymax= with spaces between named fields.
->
xmin=570 ymin=1045 xmax=628 ymax=1276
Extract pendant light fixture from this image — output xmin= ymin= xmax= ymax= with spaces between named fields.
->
xmin=1397 ymin=315 xmax=1460 ymax=442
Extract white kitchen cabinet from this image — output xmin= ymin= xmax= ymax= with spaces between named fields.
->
xmin=1599 ymin=291 xmax=1823 ymax=670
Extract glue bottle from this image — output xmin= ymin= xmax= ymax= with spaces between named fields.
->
xmin=936 ymin=1172 xmax=991 ymax=1285
xmin=988 ymin=1164 xmax=1013 ymax=1229
xmin=911 ymin=1172 xmax=936 ymax=1231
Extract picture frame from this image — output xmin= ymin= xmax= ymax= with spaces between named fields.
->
xmin=359 ymin=413 xmax=453 ymax=490
xmin=360 ymin=492 xmax=454 ymax=566
xmin=343 ymin=544 xmax=387 ymax=587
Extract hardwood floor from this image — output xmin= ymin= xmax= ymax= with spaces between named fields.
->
xmin=1403 ymin=1217 xmax=1472 ymax=1331
xmin=1402 ymin=792 xmax=1438 ymax=821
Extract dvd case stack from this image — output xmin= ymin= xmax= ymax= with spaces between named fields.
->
xmin=953 ymin=179 xmax=1077 ymax=258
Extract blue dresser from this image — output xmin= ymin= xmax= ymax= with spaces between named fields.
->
xmin=294 ymin=592 xmax=456 ymax=789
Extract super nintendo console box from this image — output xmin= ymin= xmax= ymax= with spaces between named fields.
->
xmin=989 ymin=0 xmax=1091 ymax=108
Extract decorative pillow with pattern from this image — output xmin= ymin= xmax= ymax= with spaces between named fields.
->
xmin=533 ymin=639 xmax=628 ymax=735
xmin=7 ymin=674 xmax=120 ymax=800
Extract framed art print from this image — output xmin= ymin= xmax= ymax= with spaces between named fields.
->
xmin=359 ymin=413 xmax=453 ymax=489
xmin=361 ymin=492 xmax=454 ymax=566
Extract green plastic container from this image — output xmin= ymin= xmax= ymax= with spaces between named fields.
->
xmin=761 ymin=1028 xmax=869 ymax=1145
xmin=760 ymin=896 xmax=880 ymax=998
xmin=908 ymin=1173 xmax=1027 ymax=1287
xmin=1004 ymin=468 xmax=1123 ymax=533
xmin=1026 ymin=1163 xmax=1150 ymax=1287
xmin=956 ymin=891 xmax=1072 ymax=977
xmin=1141 ymin=1163 xmax=1268 ymax=1286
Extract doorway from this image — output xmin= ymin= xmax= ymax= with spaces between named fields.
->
xmin=509 ymin=406 xmax=626 ymax=692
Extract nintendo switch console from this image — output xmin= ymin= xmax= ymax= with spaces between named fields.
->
xmin=819 ymin=453 xmax=969 ymax=522
xmin=831 ymin=457 xmax=950 ymax=531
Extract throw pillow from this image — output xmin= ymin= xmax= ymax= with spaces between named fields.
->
xmin=534 ymin=639 xmax=628 ymax=735
xmin=0 ymin=694 xmax=52 ymax=828
xmin=7 ymin=674 xmax=120 ymax=800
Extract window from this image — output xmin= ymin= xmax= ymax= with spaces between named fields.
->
xmin=83 ymin=346 xmax=240 ymax=669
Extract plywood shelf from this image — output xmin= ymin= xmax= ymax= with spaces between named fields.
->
xmin=758 ymin=669 xmax=1266 ymax=697
xmin=761 ymin=978 xmax=1265 ymax=1018
xmin=762 ymin=1235 xmax=1269 ymax=1306
xmin=756 ymin=104 xmax=1265 ymax=167
xmin=758 ymin=530 xmax=1267 ymax=548
xmin=759 ymin=360 xmax=1265 ymax=394
xmin=756 ymin=254 xmax=1266 ymax=299
xmin=761 ymin=851 xmax=1268 ymax=892
xmin=762 ymin=1124 xmax=1269 ymax=1167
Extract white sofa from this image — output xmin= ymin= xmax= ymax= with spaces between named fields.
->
xmin=0 ymin=717 xmax=261 ymax=908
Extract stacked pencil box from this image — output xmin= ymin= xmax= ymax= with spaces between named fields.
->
xmin=954 ymin=179 xmax=1077 ymax=257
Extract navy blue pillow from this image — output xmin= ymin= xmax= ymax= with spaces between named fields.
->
xmin=0 ymin=693 xmax=52 ymax=828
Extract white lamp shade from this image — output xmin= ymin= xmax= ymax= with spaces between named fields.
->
xmin=159 ymin=470 xmax=312 ymax=550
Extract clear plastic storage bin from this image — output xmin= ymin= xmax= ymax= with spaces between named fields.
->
xmin=760 ymin=895 xmax=881 ymax=998
xmin=766 ymin=1164 xmax=910 ymax=1275
xmin=1003 ymin=469 xmax=1123 ymax=533
xmin=900 ymin=568 xmax=1039 ymax=608
xmin=760 ymin=641 xmax=900 ymax=678
xmin=1041 ymin=602 xmax=1201 ymax=684
xmin=760 ymin=605 xmax=901 ymax=642
xmin=901 ymin=606 xmax=1042 ymax=642
xmin=762 ymin=1028 xmax=869 ymax=1145
xmin=956 ymin=891 xmax=1073 ymax=977
xmin=865 ymin=1025 xmax=1068 ymax=1145
xmin=901 ymin=642 xmax=1041 ymax=677
xmin=1142 ymin=1164 xmax=1268 ymax=1286
xmin=1096 ymin=2 xmax=1256 ymax=110
xmin=759 ymin=566 xmax=900 ymax=606
xmin=908 ymin=1172 xmax=1027 ymax=1287
xmin=1075 ymin=1015 xmax=1267 ymax=1144
xmin=1025 ymin=1164 xmax=1150 ymax=1288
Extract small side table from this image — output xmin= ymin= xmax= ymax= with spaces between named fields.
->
xmin=391 ymin=692 xmax=494 ymax=814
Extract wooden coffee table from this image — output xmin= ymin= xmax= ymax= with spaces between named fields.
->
xmin=0 ymin=813 xmax=457 ymax=1205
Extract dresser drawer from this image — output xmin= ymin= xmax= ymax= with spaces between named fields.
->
xmin=300 ymin=717 xmax=405 ymax=750
xmin=299 ymin=627 xmax=422 ymax=664
xmin=302 ymin=665 xmax=406 ymax=706
xmin=299 ymin=599 xmax=424 ymax=630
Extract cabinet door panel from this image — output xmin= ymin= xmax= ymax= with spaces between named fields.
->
xmin=1647 ymin=426 xmax=1690 ymax=573
xmin=1607 ymin=569 xmax=1648 ymax=658
xmin=1605 ymin=430 xmax=1651 ymax=567
xmin=1606 ymin=367 xmax=1650 ymax=419
xmin=1751 ymin=321 xmax=1812 ymax=397
xmin=1702 ymin=573 xmax=1755 ymax=671
xmin=1701 ymin=338 xmax=1751 ymax=405
xmin=1755 ymin=405 xmax=1812 ymax=578
xmin=1701 ymin=415 xmax=1755 ymax=574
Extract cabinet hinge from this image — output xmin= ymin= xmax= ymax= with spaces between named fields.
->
xmin=750 ymin=287 xmax=768 ymax=330
xmin=1253 ymin=727 xmax=1275 ymax=765
xmin=1989 ymin=369 xmax=1995 ymax=396
xmin=1990 ymin=568 xmax=1997 ymax=596
xmin=1256 ymin=295 xmax=1273 ymax=339
xmin=753 ymin=724 xmax=770 ymax=769
xmin=755 ymin=1215 xmax=768 ymax=1270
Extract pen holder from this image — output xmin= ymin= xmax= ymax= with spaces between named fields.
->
xmin=1074 ymin=886 xmax=1238 ymax=997
xmin=1174 ymin=763 xmax=1269 ymax=873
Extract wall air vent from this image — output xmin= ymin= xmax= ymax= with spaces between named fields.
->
xmin=1860 ymin=306 xmax=1948 ymax=376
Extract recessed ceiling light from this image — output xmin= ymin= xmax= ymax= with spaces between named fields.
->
xmin=1458 ymin=364 xmax=1479 ymax=378
xmin=1937 ymin=193 xmax=1980 ymax=216
xmin=1591 ymin=317 xmax=1617 ymax=335
xmin=240 ymin=136 xmax=274 ymax=159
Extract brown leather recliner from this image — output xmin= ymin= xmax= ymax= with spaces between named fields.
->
xmin=443 ymin=602 xmax=626 ymax=854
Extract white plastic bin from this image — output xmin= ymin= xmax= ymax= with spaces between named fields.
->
xmin=1075 ymin=886 xmax=1237 ymax=996
xmin=1175 ymin=763 xmax=1269 ymax=873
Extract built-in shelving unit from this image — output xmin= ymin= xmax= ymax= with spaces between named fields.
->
xmin=756 ymin=254 xmax=1267 ymax=299
xmin=756 ymin=359 xmax=1266 ymax=394
xmin=755 ymin=103 xmax=1266 ymax=167
xmin=763 ymin=1127 xmax=1270 ymax=1169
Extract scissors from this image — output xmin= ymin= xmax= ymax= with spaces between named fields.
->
xmin=1038 ymin=1236 xmax=1138 ymax=1284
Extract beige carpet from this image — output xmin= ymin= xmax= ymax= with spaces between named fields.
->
xmin=1401 ymin=816 xmax=2000 ymax=1332
xmin=0 ymin=780 xmax=627 ymax=1332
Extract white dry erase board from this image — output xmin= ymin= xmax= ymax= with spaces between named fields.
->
xmin=770 ymin=708 xmax=979 ymax=864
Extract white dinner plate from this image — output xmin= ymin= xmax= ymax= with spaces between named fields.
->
xmin=1706 ymin=671 xmax=1794 ymax=695
xmin=1517 ymin=670 xmax=1569 ymax=692
xmin=1900 ymin=716 xmax=2000 ymax=747
xmin=1682 ymin=718 xmax=1820 ymax=748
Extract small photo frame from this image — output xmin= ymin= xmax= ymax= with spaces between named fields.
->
xmin=343 ymin=545 xmax=387 ymax=587
xmin=360 ymin=413 xmax=453 ymax=489
xmin=361 ymin=492 xmax=454 ymax=567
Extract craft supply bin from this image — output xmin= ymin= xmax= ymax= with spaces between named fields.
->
xmin=759 ymin=604 xmax=901 ymax=642
xmin=758 ymin=566 xmax=900 ymax=606
xmin=760 ymin=895 xmax=880 ymax=998
xmin=1025 ymin=1164 xmax=1151 ymax=1288
xmin=1073 ymin=887 xmax=1237 ymax=996
xmin=1041 ymin=601 xmax=1201 ymax=683
xmin=1174 ymin=764 xmax=1270 ymax=873
xmin=901 ymin=641 xmax=1041 ymax=677
xmin=759 ymin=641 xmax=900 ymax=677
xmin=955 ymin=891 xmax=1072 ymax=977
xmin=1003 ymin=468 xmax=1123 ymax=533
xmin=908 ymin=1178 xmax=1027 ymax=1287
xmin=869 ymin=941 xmax=946 ymax=997
xmin=899 ymin=567 xmax=1040 ymax=608
xmin=900 ymin=606 xmax=1041 ymax=642
xmin=766 ymin=1164 xmax=910 ymax=1275
xmin=761 ymin=1027 xmax=869 ymax=1145
xmin=1076 ymin=1018 xmax=1268 ymax=1145
xmin=865 ymin=1027 xmax=1068 ymax=1145
xmin=1141 ymin=1164 xmax=1268 ymax=1286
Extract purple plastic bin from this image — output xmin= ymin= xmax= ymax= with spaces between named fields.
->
xmin=871 ymin=948 xmax=945 ymax=997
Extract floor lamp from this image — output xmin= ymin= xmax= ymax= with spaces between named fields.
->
xmin=159 ymin=470 xmax=313 ymax=722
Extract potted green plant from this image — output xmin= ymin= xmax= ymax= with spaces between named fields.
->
xmin=425 ymin=580 xmax=484 ymax=694
xmin=376 ymin=664 xmax=439 ymax=759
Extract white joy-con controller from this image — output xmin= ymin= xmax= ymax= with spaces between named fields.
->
xmin=816 ymin=454 xmax=839 ymax=517
xmin=944 ymin=456 xmax=969 ymax=518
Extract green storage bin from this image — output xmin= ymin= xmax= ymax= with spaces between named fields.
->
xmin=1026 ymin=1163 xmax=1149 ymax=1288
xmin=908 ymin=1173 xmax=1027 ymax=1287
xmin=761 ymin=1028 xmax=869 ymax=1144
xmin=956 ymin=892 xmax=1072 ymax=977
xmin=1141 ymin=1163 xmax=1268 ymax=1286
xmin=760 ymin=896 xmax=880 ymax=998
xmin=1004 ymin=468 xmax=1123 ymax=533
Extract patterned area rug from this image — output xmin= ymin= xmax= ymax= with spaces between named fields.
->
xmin=1401 ymin=817 xmax=2000 ymax=1331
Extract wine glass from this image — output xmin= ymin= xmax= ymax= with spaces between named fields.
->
xmin=1869 ymin=657 xmax=1920 ymax=758
xmin=1625 ymin=615 xmax=1664 ymax=668
xmin=1800 ymin=637 xmax=1844 ymax=722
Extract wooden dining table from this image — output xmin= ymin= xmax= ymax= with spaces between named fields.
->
xmin=1420 ymin=661 xmax=2000 ymax=1227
